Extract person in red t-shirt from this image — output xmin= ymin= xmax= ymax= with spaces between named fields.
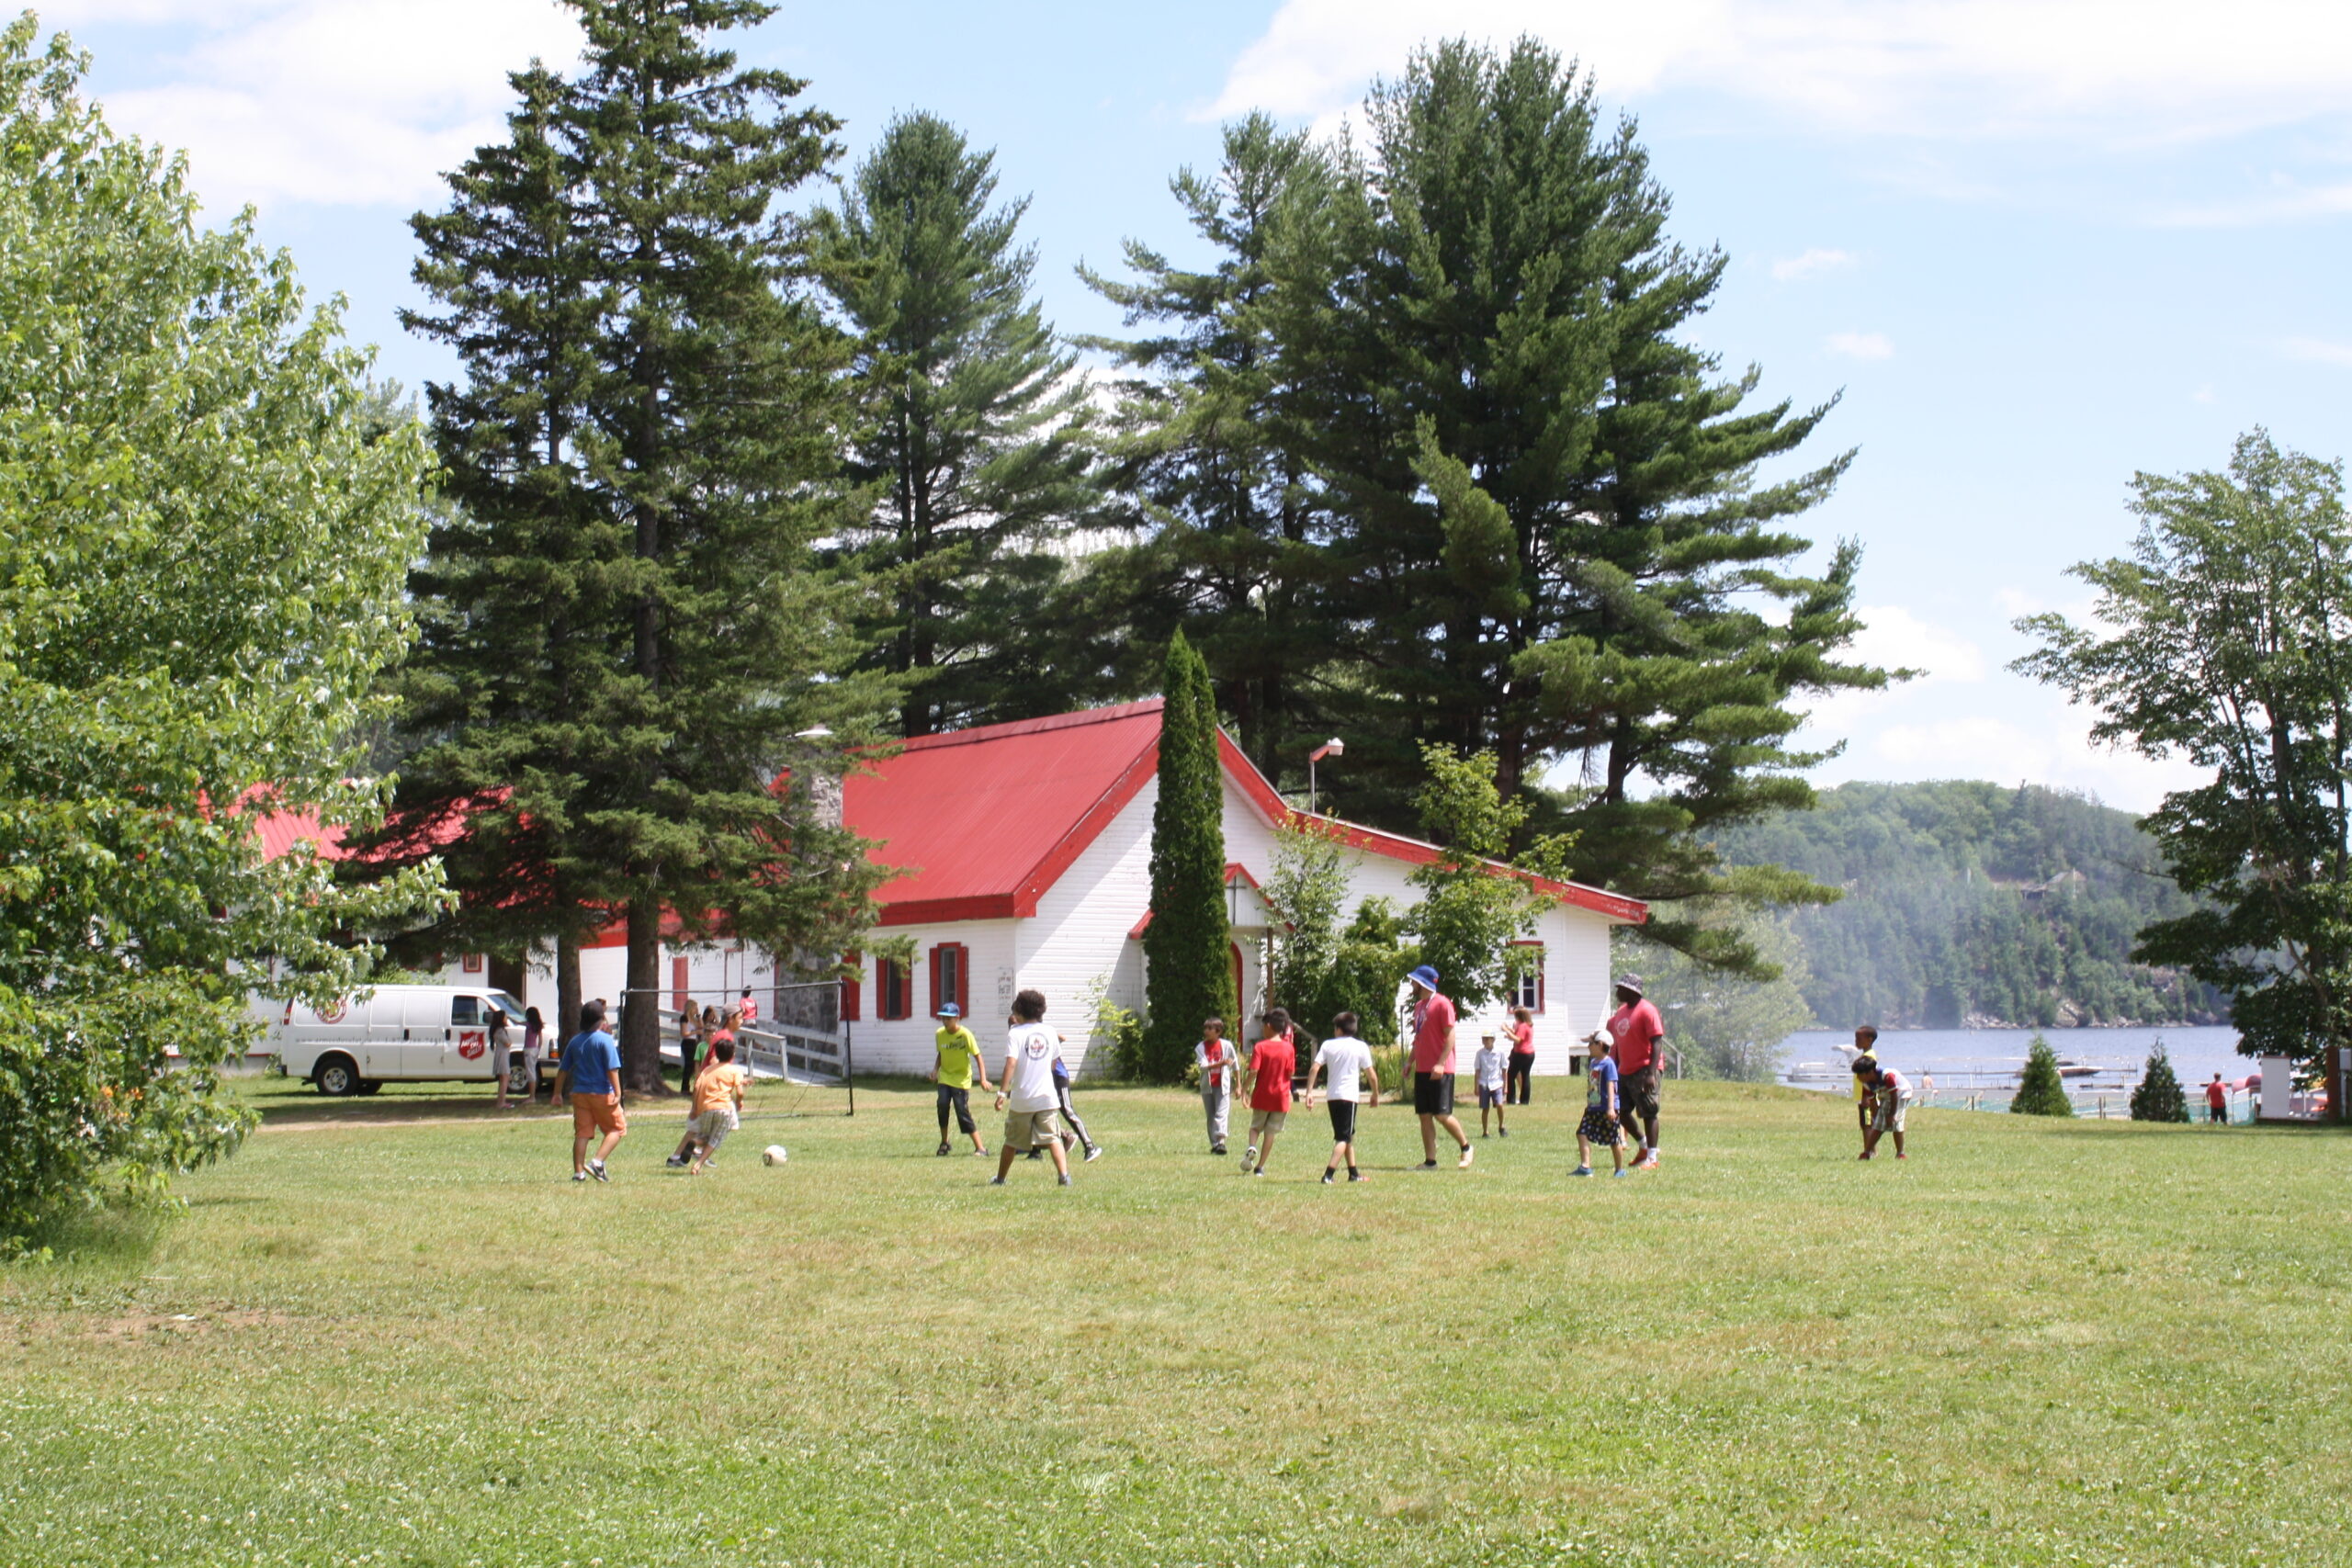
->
xmin=2205 ymin=1074 xmax=2230 ymax=1124
xmin=1406 ymin=966 xmax=1474 ymax=1170
xmin=1594 ymin=976 xmax=1665 ymax=1169
xmin=1240 ymin=1008 xmax=1298 ymax=1177
xmin=1505 ymin=1005 xmax=1536 ymax=1106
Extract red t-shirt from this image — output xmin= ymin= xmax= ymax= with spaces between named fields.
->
xmin=1410 ymin=992 xmax=1457 ymax=1074
xmin=1509 ymin=1020 xmax=1535 ymax=1057
xmin=1608 ymin=999 xmax=1664 ymax=1075
xmin=1249 ymin=1036 xmax=1296 ymax=1112
xmin=2205 ymin=1080 xmax=2228 ymax=1109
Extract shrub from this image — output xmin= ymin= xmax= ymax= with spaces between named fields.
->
xmin=2130 ymin=1039 xmax=2190 ymax=1122
xmin=2011 ymin=1034 xmax=2075 ymax=1117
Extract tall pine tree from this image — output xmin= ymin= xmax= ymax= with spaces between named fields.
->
xmin=377 ymin=0 xmax=894 ymax=1090
xmin=1080 ymin=115 xmax=1340 ymax=782
xmin=817 ymin=112 xmax=1102 ymax=737
xmin=1143 ymin=632 xmax=1234 ymax=1079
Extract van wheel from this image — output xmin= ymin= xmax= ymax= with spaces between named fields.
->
xmin=315 ymin=1055 xmax=361 ymax=1097
xmin=356 ymin=1080 xmax=383 ymax=1096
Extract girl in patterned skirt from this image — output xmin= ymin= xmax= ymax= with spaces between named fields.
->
xmin=1574 ymin=1043 xmax=1629 ymax=1177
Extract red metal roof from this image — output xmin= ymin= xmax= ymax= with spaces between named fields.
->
xmin=849 ymin=702 xmax=1166 ymax=927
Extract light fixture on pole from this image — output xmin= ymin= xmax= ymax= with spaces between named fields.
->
xmin=1307 ymin=738 xmax=1343 ymax=816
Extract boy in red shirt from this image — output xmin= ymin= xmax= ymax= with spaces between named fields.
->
xmin=1600 ymin=976 xmax=1665 ymax=1169
xmin=2205 ymin=1074 xmax=2230 ymax=1124
xmin=1407 ymin=966 xmax=1473 ymax=1170
xmin=1239 ymin=1008 xmax=1297 ymax=1177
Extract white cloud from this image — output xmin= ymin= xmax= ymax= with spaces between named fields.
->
xmin=2157 ymin=181 xmax=2352 ymax=228
xmin=1848 ymin=604 xmax=1983 ymax=682
xmin=1770 ymin=247 xmax=1855 ymax=281
xmin=1825 ymin=331 xmax=1894 ymax=361
xmin=2282 ymin=336 xmax=2352 ymax=367
xmin=1211 ymin=1 xmax=2352 ymax=146
xmin=48 ymin=0 xmax=582 ymax=209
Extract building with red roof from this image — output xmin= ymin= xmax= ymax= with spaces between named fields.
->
xmin=263 ymin=699 xmax=1647 ymax=1078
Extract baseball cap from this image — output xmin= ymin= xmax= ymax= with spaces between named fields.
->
xmin=937 ymin=1003 xmax=961 ymax=1018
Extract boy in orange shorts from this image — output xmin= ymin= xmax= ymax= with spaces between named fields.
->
xmin=561 ymin=1001 xmax=627 ymax=1182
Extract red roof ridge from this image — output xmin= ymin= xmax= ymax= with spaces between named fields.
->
xmin=887 ymin=698 xmax=1166 ymax=756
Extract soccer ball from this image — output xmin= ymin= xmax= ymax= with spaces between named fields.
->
xmin=762 ymin=1144 xmax=789 ymax=1167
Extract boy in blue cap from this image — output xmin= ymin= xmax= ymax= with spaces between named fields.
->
xmin=931 ymin=1003 xmax=991 ymax=1156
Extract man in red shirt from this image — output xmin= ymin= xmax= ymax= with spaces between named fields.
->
xmin=1599 ymin=976 xmax=1665 ymax=1169
xmin=1239 ymin=1007 xmax=1298 ymax=1177
xmin=2204 ymin=1073 xmax=2230 ymax=1124
xmin=1407 ymin=965 xmax=1474 ymax=1170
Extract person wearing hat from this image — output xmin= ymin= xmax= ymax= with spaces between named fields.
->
xmin=1406 ymin=965 xmax=1474 ymax=1170
xmin=1592 ymin=976 xmax=1665 ymax=1169
xmin=930 ymin=1002 xmax=993 ymax=1157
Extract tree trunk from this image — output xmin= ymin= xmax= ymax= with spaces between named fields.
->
xmin=622 ymin=899 xmax=664 ymax=1093
xmin=556 ymin=933 xmax=582 ymax=1047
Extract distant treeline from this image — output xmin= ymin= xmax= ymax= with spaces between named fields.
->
xmin=1717 ymin=782 xmax=2229 ymax=1031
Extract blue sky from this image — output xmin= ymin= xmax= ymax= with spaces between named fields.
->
xmin=44 ymin=0 xmax=2352 ymax=811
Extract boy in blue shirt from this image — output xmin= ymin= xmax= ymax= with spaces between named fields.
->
xmin=1572 ymin=1045 xmax=1628 ymax=1178
xmin=560 ymin=1001 xmax=627 ymax=1182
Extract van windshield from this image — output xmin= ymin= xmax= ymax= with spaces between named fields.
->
xmin=488 ymin=992 xmax=527 ymax=1022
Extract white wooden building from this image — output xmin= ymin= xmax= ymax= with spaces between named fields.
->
xmin=410 ymin=700 xmax=1649 ymax=1077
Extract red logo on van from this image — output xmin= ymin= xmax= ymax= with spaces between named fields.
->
xmin=457 ymin=1031 xmax=487 ymax=1060
xmin=319 ymin=1002 xmax=347 ymax=1025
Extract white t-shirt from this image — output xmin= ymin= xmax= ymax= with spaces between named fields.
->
xmin=1003 ymin=1022 xmax=1059 ymax=1111
xmin=1474 ymin=1046 xmax=1505 ymax=1089
xmin=1314 ymin=1036 xmax=1376 ymax=1103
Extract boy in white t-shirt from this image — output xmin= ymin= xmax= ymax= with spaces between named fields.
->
xmin=1474 ymin=1030 xmax=1509 ymax=1138
xmin=1304 ymin=1010 xmax=1381 ymax=1185
xmin=1194 ymin=1017 xmax=1238 ymax=1156
xmin=989 ymin=989 xmax=1071 ymax=1187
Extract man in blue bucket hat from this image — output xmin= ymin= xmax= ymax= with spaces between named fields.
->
xmin=1407 ymin=965 xmax=1473 ymax=1170
xmin=930 ymin=1002 xmax=992 ymax=1157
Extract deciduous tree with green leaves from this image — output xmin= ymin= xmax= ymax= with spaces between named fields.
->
xmin=1143 ymin=632 xmax=1233 ymax=1078
xmin=0 ymin=21 xmax=445 ymax=1237
xmin=2016 ymin=431 xmax=2352 ymax=1122
xmin=1405 ymin=744 xmax=1573 ymax=1012
xmin=817 ymin=112 xmax=1104 ymax=736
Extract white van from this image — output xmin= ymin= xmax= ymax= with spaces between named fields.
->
xmin=256 ymin=985 xmax=531 ymax=1097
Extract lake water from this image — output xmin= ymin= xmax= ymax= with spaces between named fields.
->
xmin=1776 ymin=1025 xmax=2258 ymax=1116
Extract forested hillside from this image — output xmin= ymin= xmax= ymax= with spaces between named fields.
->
xmin=1718 ymin=782 xmax=2228 ymax=1030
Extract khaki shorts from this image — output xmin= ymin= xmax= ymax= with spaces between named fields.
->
xmin=571 ymin=1092 xmax=626 ymax=1136
xmin=685 ymin=1106 xmax=738 ymax=1152
xmin=1249 ymin=1109 xmax=1287 ymax=1135
xmin=1003 ymin=1108 xmax=1063 ymax=1152
xmin=1873 ymin=1097 xmax=1908 ymax=1134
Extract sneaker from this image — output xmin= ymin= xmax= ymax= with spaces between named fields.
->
xmin=1026 ymin=1149 xmax=1044 ymax=1161
xmin=1457 ymin=1145 xmax=1475 ymax=1170
xmin=1251 ymin=1168 xmax=1265 ymax=1178
xmin=664 ymin=1154 xmax=685 ymax=1168
xmin=1637 ymin=1154 xmax=1658 ymax=1170
xmin=1894 ymin=1153 xmax=1907 ymax=1160
xmin=1085 ymin=1145 xmax=1103 ymax=1163
xmin=1571 ymin=1165 xmax=1594 ymax=1178
xmin=1057 ymin=1174 xmax=1072 ymax=1187
xmin=1415 ymin=1159 xmax=1439 ymax=1172
xmin=989 ymin=1177 xmax=1006 ymax=1186
xmin=974 ymin=1147 xmax=989 ymax=1157
xmin=1612 ymin=1168 xmax=1630 ymax=1178
xmin=1498 ymin=1126 xmax=1510 ymax=1138
xmin=1211 ymin=1145 xmax=1228 ymax=1156
xmin=1348 ymin=1169 xmax=1367 ymax=1183
xmin=588 ymin=1160 xmax=609 ymax=1183
xmin=571 ymin=1170 xmax=588 ymax=1182
xmin=935 ymin=1143 xmax=952 ymax=1157
xmin=1321 ymin=1171 xmax=1336 ymax=1185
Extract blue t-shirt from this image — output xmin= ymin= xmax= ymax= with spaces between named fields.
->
xmin=1585 ymin=1055 xmax=1620 ymax=1109
xmin=565 ymin=1031 xmax=621 ymax=1096
xmin=1051 ymin=1055 xmax=1071 ymax=1086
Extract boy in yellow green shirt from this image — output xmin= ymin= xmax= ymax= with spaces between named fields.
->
xmin=932 ymin=1003 xmax=993 ymax=1156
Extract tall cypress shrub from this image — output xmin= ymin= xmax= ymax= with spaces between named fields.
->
xmin=1144 ymin=631 xmax=1233 ymax=1079
xmin=2130 ymin=1040 xmax=2190 ymax=1122
xmin=2011 ymin=1034 xmax=2075 ymax=1117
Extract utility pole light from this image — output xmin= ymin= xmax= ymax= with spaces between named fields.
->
xmin=1307 ymin=738 xmax=1343 ymax=816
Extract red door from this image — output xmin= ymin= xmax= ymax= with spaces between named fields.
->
xmin=671 ymin=955 xmax=690 ymax=1014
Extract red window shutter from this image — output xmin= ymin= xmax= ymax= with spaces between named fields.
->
xmin=841 ymin=951 xmax=862 ymax=1022
xmin=928 ymin=947 xmax=942 ymax=1016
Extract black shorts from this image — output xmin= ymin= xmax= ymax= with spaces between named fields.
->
xmin=1413 ymin=1072 xmax=1455 ymax=1117
xmin=1328 ymin=1099 xmax=1360 ymax=1143
xmin=1619 ymin=1067 xmax=1658 ymax=1122
xmin=935 ymin=1085 xmax=975 ymax=1134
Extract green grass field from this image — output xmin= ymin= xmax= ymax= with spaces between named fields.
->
xmin=4 ymin=1076 xmax=2347 ymax=1566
